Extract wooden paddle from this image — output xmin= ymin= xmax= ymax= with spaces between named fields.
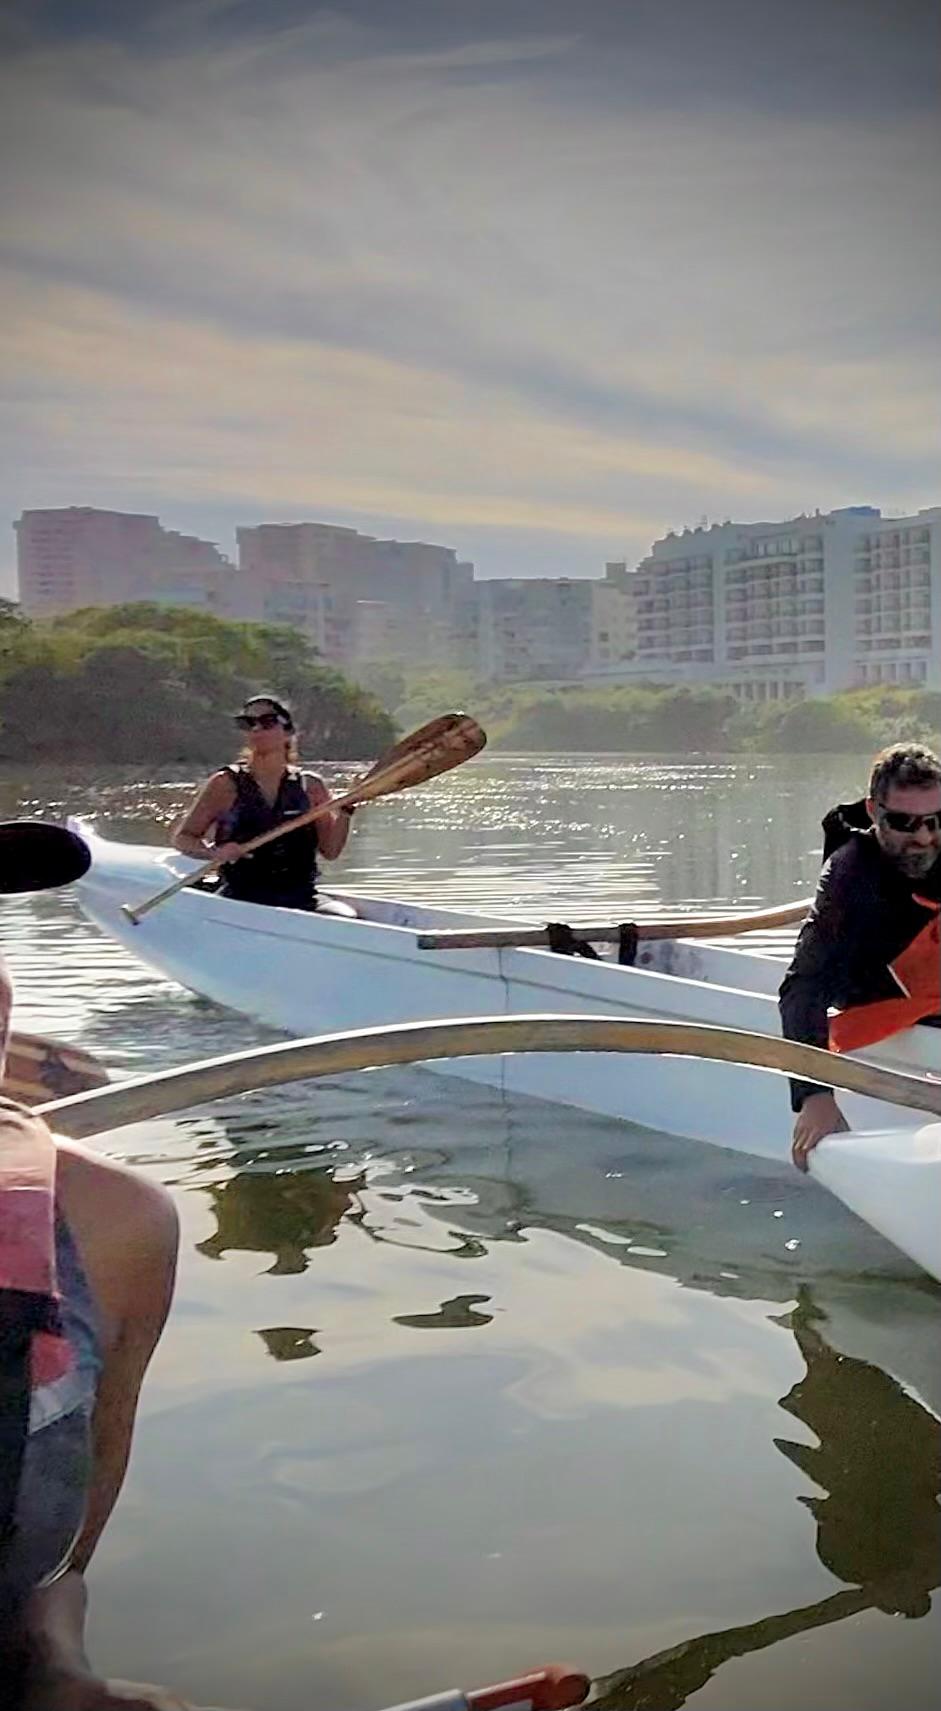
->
xmin=416 ymin=897 xmax=812 ymax=950
xmin=1 ymin=1030 xmax=109 ymax=1105
xmin=121 ymin=712 xmax=486 ymax=925
xmin=359 ymin=711 xmax=479 ymax=782
xmin=37 ymin=1014 xmax=941 ymax=1140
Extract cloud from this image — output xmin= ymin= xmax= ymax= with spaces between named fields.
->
xmin=1 ymin=2 xmax=939 ymax=586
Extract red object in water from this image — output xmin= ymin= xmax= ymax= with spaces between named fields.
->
xmin=379 ymin=1663 xmax=591 ymax=1711
xmin=467 ymin=1665 xmax=591 ymax=1711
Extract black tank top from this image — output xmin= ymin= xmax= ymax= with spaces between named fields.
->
xmin=215 ymin=765 xmax=319 ymax=909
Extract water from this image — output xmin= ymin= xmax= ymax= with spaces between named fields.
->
xmin=1 ymin=754 xmax=938 ymax=1710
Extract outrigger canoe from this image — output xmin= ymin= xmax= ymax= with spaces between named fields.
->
xmin=70 ymin=823 xmax=941 ymax=1278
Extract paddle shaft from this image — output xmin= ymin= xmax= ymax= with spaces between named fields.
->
xmin=417 ymin=899 xmax=812 ymax=950
xmin=124 ymin=715 xmax=484 ymax=924
xmin=38 ymin=1014 xmax=941 ymax=1139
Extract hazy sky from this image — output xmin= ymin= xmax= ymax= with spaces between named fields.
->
xmin=1 ymin=0 xmax=938 ymax=590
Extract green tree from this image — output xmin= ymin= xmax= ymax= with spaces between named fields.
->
xmin=0 ymin=605 xmax=396 ymax=763
xmin=756 ymin=697 xmax=878 ymax=754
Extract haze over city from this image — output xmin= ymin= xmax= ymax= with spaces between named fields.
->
xmin=1 ymin=0 xmax=939 ymax=596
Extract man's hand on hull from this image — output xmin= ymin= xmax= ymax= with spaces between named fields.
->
xmin=792 ymin=1091 xmax=850 ymax=1171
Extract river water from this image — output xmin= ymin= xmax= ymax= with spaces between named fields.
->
xmin=1 ymin=754 xmax=938 ymax=1711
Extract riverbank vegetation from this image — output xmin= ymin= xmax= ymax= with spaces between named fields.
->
xmin=0 ymin=603 xmax=396 ymax=762
xmin=352 ymin=659 xmax=941 ymax=755
xmin=2 ymin=602 xmax=936 ymax=762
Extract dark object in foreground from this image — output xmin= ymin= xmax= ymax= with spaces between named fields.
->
xmin=0 ymin=823 xmax=91 ymax=894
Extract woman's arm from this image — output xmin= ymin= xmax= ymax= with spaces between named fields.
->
xmin=305 ymin=773 xmax=353 ymax=861
xmin=171 ymin=774 xmax=237 ymax=861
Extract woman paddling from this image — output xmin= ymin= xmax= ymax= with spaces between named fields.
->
xmin=172 ymin=694 xmax=356 ymax=916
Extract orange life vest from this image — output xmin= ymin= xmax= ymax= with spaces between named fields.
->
xmin=829 ymin=896 xmax=941 ymax=1053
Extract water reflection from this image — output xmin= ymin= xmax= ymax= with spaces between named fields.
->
xmin=256 ymin=1326 xmax=321 ymax=1362
xmin=595 ymin=1289 xmax=940 ymax=1710
xmin=393 ymin=1293 xmax=494 ymax=1329
xmin=187 ymin=1139 xmax=940 ymax=1701
xmin=774 ymin=1292 xmax=940 ymax=1618
xmin=196 ymin=1158 xmax=361 ymax=1275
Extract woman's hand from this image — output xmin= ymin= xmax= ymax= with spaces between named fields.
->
xmin=212 ymin=841 xmax=243 ymax=866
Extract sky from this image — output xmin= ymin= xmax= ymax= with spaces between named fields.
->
xmin=1 ymin=0 xmax=939 ymax=592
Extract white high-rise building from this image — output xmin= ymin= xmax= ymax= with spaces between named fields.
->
xmin=588 ymin=507 xmax=940 ymax=701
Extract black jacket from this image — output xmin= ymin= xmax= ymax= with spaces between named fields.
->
xmin=779 ymin=799 xmax=941 ymax=1110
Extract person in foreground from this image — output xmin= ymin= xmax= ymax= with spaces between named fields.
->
xmin=1 ymin=825 xmax=182 ymax=1708
xmin=172 ymin=694 xmax=356 ymax=915
xmin=780 ymin=742 xmax=941 ymax=1171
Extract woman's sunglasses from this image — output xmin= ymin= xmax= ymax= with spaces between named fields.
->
xmin=878 ymin=807 xmax=941 ymax=835
xmin=234 ymin=712 xmax=290 ymax=731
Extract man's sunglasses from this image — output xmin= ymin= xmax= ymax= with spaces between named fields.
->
xmin=877 ymin=807 xmax=941 ymax=835
xmin=234 ymin=712 xmax=290 ymax=731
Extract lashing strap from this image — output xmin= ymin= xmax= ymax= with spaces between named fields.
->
xmin=545 ymin=922 xmax=601 ymax=961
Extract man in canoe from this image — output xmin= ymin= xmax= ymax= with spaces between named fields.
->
xmin=780 ymin=742 xmax=941 ymax=1169
xmin=1 ymin=823 xmax=185 ymax=1708
xmin=172 ymin=693 xmax=357 ymax=915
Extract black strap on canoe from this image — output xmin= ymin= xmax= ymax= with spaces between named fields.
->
xmin=545 ymin=921 xmax=641 ymax=964
xmin=617 ymin=923 xmax=639 ymax=966
xmin=545 ymin=922 xmax=601 ymax=961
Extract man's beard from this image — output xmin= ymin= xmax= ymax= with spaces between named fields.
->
xmin=894 ymin=846 xmax=940 ymax=879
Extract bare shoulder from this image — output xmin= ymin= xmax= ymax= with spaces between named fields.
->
xmin=203 ymin=768 xmax=238 ymax=802
xmin=303 ymin=771 xmax=330 ymax=803
xmin=55 ymin=1142 xmax=178 ymax=1343
xmin=56 ymin=1141 xmax=177 ymax=1243
xmin=174 ymin=769 xmax=236 ymax=838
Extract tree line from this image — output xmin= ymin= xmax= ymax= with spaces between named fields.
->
xmin=2 ymin=601 xmax=936 ymax=763
xmin=0 ymin=602 xmax=397 ymax=763
xmin=351 ymin=658 xmax=941 ymax=755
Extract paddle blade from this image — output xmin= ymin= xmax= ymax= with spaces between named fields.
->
xmin=350 ymin=712 xmax=486 ymax=805
xmin=0 ymin=822 xmax=92 ymax=894
xmin=360 ymin=711 xmax=487 ymax=783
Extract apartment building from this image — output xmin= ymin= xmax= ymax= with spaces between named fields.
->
xmin=245 ymin=578 xmax=353 ymax=658
xmin=347 ymin=599 xmax=454 ymax=666
xmin=852 ymin=513 xmax=939 ymax=690
xmin=590 ymin=507 xmax=940 ymax=701
xmin=15 ymin=507 xmax=232 ymax=617
xmin=14 ymin=510 xmax=475 ymax=669
xmin=235 ymin=522 xmax=474 ymax=662
xmin=594 ymin=563 xmax=639 ymax=668
xmin=472 ymin=576 xmax=636 ymax=682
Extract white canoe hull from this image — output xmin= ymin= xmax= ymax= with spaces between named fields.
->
xmin=71 ymin=825 xmax=941 ymax=1278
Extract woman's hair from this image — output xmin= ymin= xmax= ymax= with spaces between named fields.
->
xmin=237 ymin=695 xmax=300 ymax=764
